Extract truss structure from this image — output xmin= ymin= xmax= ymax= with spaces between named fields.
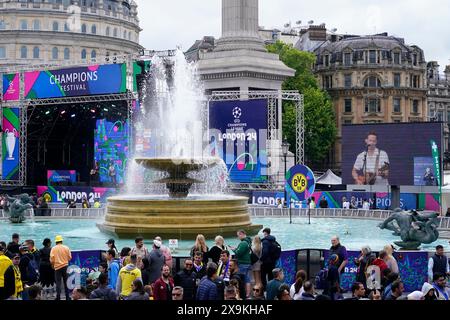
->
xmin=207 ymin=90 xmax=304 ymax=191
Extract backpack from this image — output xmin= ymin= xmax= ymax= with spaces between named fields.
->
xmin=315 ymin=268 xmax=328 ymax=290
xmin=269 ymin=240 xmax=282 ymax=262
xmin=27 ymin=256 xmax=40 ymax=283
xmin=249 ymin=247 xmax=259 ymax=265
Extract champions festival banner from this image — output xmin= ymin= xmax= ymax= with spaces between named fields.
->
xmin=2 ymin=73 xmax=20 ymax=101
xmin=24 ymin=63 xmax=127 ymax=99
xmin=2 ymin=107 xmax=20 ymax=180
xmin=37 ymin=186 xmax=117 ymax=203
xmin=209 ymin=99 xmax=268 ymax=183
xmin=47 ymin=170 xmax=77 ymax=184
xmin=252 ymin=190 xmax=438 ymax=211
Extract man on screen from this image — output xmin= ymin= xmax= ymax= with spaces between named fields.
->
xmin=423 ymin=167 xmax=436 ymax=186
xmin=352 ymin=132 xmax=390 ymax=185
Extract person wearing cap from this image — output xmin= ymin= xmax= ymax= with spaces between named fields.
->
xmin=155 ymin=236 xmax=173 ymax=269
xmin=9 ymin=253 xmax=23 ymax=299
xmin=0 ymin=243 xmax=14 ymax=300
xmin=105 ymin=239 xmax=119 ymax=258
xmin=146 ymin=239 xmax=166 ymax=284
xmin=18 ymin=244 xmax=38 ymax=287
xmin=7 ymin=233 xmax=20 ymax=257
xmin=116 ymin=254 xmax=142 ymax=299
xmin=50 ymin=235 xmax=72 ymax=300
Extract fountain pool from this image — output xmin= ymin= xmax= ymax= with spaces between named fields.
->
xmin=2 ymin=217 xmax=448 ymax=253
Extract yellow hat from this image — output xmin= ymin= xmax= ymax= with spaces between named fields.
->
xmin=55 ymin=235 xmax=64 ymax=243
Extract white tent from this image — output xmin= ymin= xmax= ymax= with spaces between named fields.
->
xmin=316 ymin=169 xmax=342 ymax=185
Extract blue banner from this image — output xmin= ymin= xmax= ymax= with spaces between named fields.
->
xmin=209 ymin=99 xmax=268 ymax=183
xmin=67 ymin=250 xmax=103 ymax=290
xmin=47 ymin=170 xmax=77 ymax=184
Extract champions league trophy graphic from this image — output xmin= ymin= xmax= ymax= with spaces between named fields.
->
xmin=5 ymin=129 xmax=17 ymax=160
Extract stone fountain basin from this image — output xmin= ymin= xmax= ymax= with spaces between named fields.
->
xmin=98 ymin=194 xmax=262 ymax=238
xmin=134 ymin=157 xmax=222 ymax=173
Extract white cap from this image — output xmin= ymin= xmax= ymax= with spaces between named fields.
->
xmin=407 ymin=291 xmax=424 ymax=300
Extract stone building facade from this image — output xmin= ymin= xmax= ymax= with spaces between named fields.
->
xmin=313 ymin=33 xmax=428 ymax=170
xmin=427 ymin=62 xmax=450 ymax=152
xmin=0 ymin=0 xmax=142 ymax=69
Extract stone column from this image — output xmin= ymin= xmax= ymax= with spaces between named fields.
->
xmin=216 ymin=0 xmax=265 ymax=52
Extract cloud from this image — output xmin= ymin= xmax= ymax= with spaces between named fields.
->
xmin=135 ymin=0 xmax=449 ymax=70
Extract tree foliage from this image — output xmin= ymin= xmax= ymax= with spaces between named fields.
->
xmin=267 ymin=41 xmax=337 ymax=165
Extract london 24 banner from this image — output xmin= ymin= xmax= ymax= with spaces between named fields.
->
xmin=24 ymin=63 xmax=127 ymax=99
xmin=209 ymin=99 xmax=268 ymax=183
xmin=2 ymin=107 xmax=20 ymax=180
xmin=2 ymin=73 xmax=20 ymax=101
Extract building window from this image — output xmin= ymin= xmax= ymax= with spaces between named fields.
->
xmin=0 ymin=47 xmax=6 ymax=59
xmin=344 ymin=99 xmax=352 ymax=113
xmin=33 ymin=46 xmax=40 ymax=59
xmin=413 ymin=53 xmax=418 ymax=66
xmin=91 ymin=25 xmax=96 ymax=34
xmin=324 ymin=54 xmax=329 ymax=67
xmin=365 ymin=98 xmax=381 ymax=113
xmin=53 ymin=21 xmax=59 ymax=31
xmin=52 ymin=47 xmax=58 ymax=59
xmin=81 ymin=24 xmax=87 ymax=33
xmin=0 ymin=20 xmax=5 ymax=30
xmin=128 ymin=31 xmax=131 ymax=40
xmin=411 ymin=75 xmax=420 ymax=88
xmin=364 ymin=76 xmax=381 ymax=88
xmin=20 ymin=20 xmax=28 ymax=30
xmin=64 ymin=48 xmax=70 ymax=60
xmin=123 ymin=30 xmax=126 ymax=39
xmin=113 ymin=28 xmax=118 ymax=37
xmin=394 ymin=73 xmax=401 ymax=88
xmin=20 ymin=46 xmax=27 ymax=58
xmin=106 ymin=27 xmax=110 ymax=36
xmin=344 ymin=52 xmax=351 ymax=66
xmin=323 ymin=75 xmax=332 ymax=89
xmin=81 ymin=49 xmax=87 ymax=59
xmin=64 ymin=23 xmax=70 ymax=32
xmin=344 ymin=74 xmax=352 ymax=88
xmin=343 ymin=119 xmax=353 ymax=125
xmin=412 ymin=100 xmax=419 ymax=114
xmin=447 ymin=111 xmax=450 ymax=124
xmin=394 ymin=52 xmax=400 ymax=64
xmin=369 ymin=50 xmax=376 ymax=64
xmin=91 ymin=50 xmax=96 ymax=59
xmin=33 ymin=20 xmax=40 ymax=30
xmin=393 ymin=98 xmax=401 ymax=113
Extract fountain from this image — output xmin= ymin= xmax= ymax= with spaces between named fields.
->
xmin=97 ymin=51 xmax=262 ymax=238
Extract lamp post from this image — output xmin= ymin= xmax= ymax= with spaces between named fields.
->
xmin=282 ymin=138 xmax=290 ymax=221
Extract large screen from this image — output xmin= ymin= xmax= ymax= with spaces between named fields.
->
xmin=342 ymin=122 xmax=442 ymax=186
xmin=94 ymin=119 xmax=129 ymax=184
xmin=209 ymin=99 xmax=268 ymax=183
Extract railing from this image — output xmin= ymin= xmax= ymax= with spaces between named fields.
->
xmin=0 ymin=208 xmax=105 ymax=218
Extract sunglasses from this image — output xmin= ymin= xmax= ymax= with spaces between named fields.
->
xmin=185 ymin=263 xmax=193 ymax=266
xmin=172 ymin=293 xmax=182 ymax=296
xmin=252 ymin=288 xmax=261 ymax=292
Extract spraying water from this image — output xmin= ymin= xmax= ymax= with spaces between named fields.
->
xmin=125 ymin=50 xmax=228 ymax=195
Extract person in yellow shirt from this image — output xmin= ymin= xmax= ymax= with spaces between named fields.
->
xmin=10 ymin=254 xmax=23 ymax=299
xmin=116 ymin=254 xmax=142 ymax=299
xmin=50 ymin=235 xmax=72 ymax=300
xmin=0 ymin=244 xmax=14 ymax=300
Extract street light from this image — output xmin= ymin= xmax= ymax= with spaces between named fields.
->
xmin=282 ymin=138 xmax=290 ymax=213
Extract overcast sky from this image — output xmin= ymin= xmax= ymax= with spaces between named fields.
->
xmin=135 ymin=0 xmax=450 ymax=71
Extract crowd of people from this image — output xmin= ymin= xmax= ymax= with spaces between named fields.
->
xmin=0 ymin=229 xmax=449 ymax=301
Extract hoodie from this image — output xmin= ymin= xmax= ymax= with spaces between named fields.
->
xmin=147 ymin=248 xmax=166 ymax=284
xmin=116 ymin=263 xmax=142 ymax=297
xmin=234 ymin=236 xmax=252 ymax=265
xmin=261 ymin=235 xmax=277 ymax=265
xmin=422 ymin=282 xmax=437 ymax=300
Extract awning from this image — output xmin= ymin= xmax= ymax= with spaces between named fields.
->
xmin=316 ymin=169 xmax=342 ymax=185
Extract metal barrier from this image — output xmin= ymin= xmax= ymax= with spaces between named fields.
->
xmin=0 ymin=208 xmax=106 ymax=218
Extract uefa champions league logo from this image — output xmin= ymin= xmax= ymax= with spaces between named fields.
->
xmin=232 ymin=107 xmax=242 ymax=124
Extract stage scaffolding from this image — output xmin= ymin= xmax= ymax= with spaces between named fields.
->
xmin=207 ymin=90 xmax=304 ymax=191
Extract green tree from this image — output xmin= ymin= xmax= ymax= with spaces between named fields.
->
xmin=267 ymin=41 xmax=337 ymax=165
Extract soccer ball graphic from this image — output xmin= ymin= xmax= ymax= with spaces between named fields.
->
xmin=232 ymin=107 xmax=242 ymax=119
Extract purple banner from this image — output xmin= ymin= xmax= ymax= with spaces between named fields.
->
xmin=47 ymin=170 xmax=77 ymax=184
